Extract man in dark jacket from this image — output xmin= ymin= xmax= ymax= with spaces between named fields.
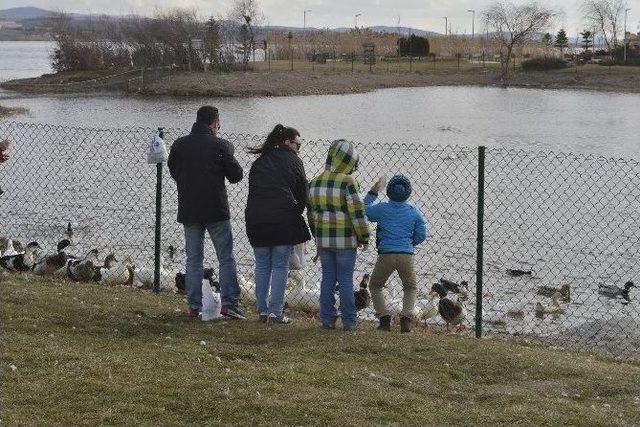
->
xmin=168 ymin=106 xmax=245 ymax=319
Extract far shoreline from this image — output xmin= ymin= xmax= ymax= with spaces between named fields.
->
xmin=1 ymin=64 xmax=640 ymax=99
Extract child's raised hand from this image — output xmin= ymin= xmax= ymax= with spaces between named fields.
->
xmin=370 ymin=175 xmax=387 ymax=194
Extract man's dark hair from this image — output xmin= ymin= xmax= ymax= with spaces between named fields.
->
xmin=196 ymin=106 xmax=219 ymax=125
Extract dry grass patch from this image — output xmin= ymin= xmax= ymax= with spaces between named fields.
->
xmin=1 ymin=274 xmax=640 ymax=426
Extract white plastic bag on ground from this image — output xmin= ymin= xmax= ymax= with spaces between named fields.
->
xmin=289 ymin=243 xmax=306 ymax=271
xmin=201 ymin=279 xmax=221 ymax=321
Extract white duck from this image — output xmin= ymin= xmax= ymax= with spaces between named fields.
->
xmin=286 ymin=284 xmax=321 ymax=311
xmin=1 ymin=239 xmax=19 ymax=257
xmin=238 ymin=274 xmax=257 ymax=303
xmin=99 ymin=255 xmax=134 ymax=286
xmin=0 ymin=241 xmax=41 ymax=272
xmin=414 ymin=296 xmax=439 ymax=322
xmin=133 ymin=253 xmax=176 ymax=291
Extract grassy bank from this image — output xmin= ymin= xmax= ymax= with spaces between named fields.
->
xmin=2 ymin=63 xmax=639 ymax=97
xmin=2 ymin=274 xmax=640 ymax=426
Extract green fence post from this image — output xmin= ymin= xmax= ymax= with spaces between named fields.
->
xmin=475 ymin=146 xmax=485 ymax=338
xmin=153 ymin=128 xmax=164 ymax=294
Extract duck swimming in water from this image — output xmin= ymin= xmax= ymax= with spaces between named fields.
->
xmin=537 ymin=284 xmax=570 ymax=302
xmin=507 ymin=269 xmax=532 ymax=277
xmin=535 ymin=292 xmax=566 ymax=315
xmin=598 ymin=281 xmax=635 ymax=302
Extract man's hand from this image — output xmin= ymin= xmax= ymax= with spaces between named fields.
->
xmin=370 ymin=175 xmax=387 ymax=194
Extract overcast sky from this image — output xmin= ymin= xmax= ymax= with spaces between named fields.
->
xmin=4 ymin=0 xmax=640 ymax=34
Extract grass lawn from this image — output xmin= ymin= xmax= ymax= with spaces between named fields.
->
xmin=2 ymin=273 xmax=640 ymax=426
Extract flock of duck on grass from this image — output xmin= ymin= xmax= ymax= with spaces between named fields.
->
xmin=0 ymin=229 xmax=635 ymax=331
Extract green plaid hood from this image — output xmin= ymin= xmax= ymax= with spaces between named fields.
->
xmin=325 ymin=139 xmax=359 ymax=175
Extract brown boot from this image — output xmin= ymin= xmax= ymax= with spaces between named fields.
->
xmin=377 ymin=315 xmax=391 ymax=331
xmin=400 ymin=316 xmax=412 ymax=333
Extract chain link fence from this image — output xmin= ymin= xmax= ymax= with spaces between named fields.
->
xmin=0 ymin=121 xmax=638 ymax=359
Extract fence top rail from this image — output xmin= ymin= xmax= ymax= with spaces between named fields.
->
xmin=1 ymin=120 xmax=638 ymax=165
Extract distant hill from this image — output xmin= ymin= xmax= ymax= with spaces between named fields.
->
xmin=0 ymin=7 xmax=58 ymax=21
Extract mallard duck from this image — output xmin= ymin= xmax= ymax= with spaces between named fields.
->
xmin=537 ymin=284 xmax=570 ymax=301
xmin=507 ymin=269 xmax=532 ymax=277
xmin=430 ymin=282 xmax=467 ymax=332
xmin=0 ymin=242 xmax=41 ymax=272
xmin=535 ymin=292 xmax=565 ymax=315
xmin=354 ymin=274 xmax=370 ymax=311
xmin=598 ymin=281 xmax=635 ymax=302
xmin=99 ymin=255 xmax=134 ymax=286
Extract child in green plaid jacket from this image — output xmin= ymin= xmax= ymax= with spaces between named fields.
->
xmin=308 ymin=139 xmax=370 ymax=330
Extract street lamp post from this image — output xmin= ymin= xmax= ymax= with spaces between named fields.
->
xmin=623 ymin=8 xmax=630 ymax=63
xmin=303 ymin=9 xmax=311 ymax=30
xmin=467 ymin=9 xmax=475 ymax=39
xmin=355 ymin=13 xmax=362 ymax=29
xmin=442 ymin=17 xmax=448 ymax=36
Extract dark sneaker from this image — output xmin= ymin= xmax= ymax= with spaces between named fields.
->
xmin=221 ymin=306 xmax=246 ymax=320
xmin=400 ymin=316 xmax=412 ymax=333
xmin=258 ymin=314 xmax=268 ymax=323
xmin=343 ymin=324 xmax=356 ymax=332
xmin=322 ymin=324 xmax=335 ymax=330
xmin=187 ymin=308 xmax=200 ymax=318
xmin=377 ymin=315 xmax=391 ymax=332
xmin=268 ymin=314 xmax=292 ymax=324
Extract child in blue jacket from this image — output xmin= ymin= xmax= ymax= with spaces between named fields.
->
xmin=364 ymin=174 xmax=427 ymax=333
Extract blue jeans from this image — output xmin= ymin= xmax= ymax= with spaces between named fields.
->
xmin=319 ymin=248 xmax=357 ymax=328
xmin=253 ymin=245 xmax=292 ymax=317
xmin=184 ymin=220 xmax=240 ymax=311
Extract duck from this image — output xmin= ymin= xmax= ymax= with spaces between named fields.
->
xmin=175 ymin=268 xmax=216 ymax=294
xmin=414 ymin=296 xmax=439 ymax=321
xmin=62 ymin=249 xmax=100 ymax=282
xmin=598 ymin=281 xmax=635 ymax=302
xmin=238 ymin=274 xmax=257 ymax=303
xmin=354 ymin=274 xmax=370 ymax=311
xmin=133 ymin=253 xmax=177 ymax=291
xmin=287 ymin=284 xmax=321 ymax=311
xmin=430 ymin=282 xmax=467 ymax=332
xmin=507 ymin=269 xmax=532 ymax=277
xmin=439 ymin=278 xmax=469 ymax=295
xmin=0 ymin=242 xmax=42 ymax=272
xmin=33 ymin=239 xmax=73 ymax=276
xmin=287 ymin=270 xmax=306 ymax=290
xmin=0 ymin=238 xmax=20 ymax=257
xmin=535 ymin=292 xmax=565 ymax=315
xmin=537 ymin=284 xmax=570 ymax=302
xmin=99 ymin=255 xmax=134 ymax=286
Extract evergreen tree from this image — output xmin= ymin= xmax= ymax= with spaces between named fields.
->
xmin=555 ymin=29 xmax=569 ymax=56
xmin=542 ymin=33 xmax=553 ymax=45
xmin=580 ymin=30 xmax=593 ymax=52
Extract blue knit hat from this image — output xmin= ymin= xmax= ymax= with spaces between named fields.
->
xmin=387 ymin=174 xmax=412 ymax=202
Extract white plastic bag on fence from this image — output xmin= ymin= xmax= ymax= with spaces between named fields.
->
xmin=289 ymin=243 xmax=306 ymax=271
xmin=201 ymin=279 xmax=221 ymax=321
xmin=146 ymin=131 xmax=168 ymax=164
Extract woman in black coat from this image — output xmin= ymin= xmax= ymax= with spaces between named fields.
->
xmin=245 ymin=124 xmax=311 ymax=324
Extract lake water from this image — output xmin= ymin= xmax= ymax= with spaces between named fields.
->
xmin=0 ymin=41 xmax=55 ymax=82
xmin=1 ymin=43 xmax=640 ymax=158
xmin=1 ymin=41 xmax=639 ymax=357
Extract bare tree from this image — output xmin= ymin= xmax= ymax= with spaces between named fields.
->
xmin=582 ymin=0 xmax=627 ymax=51
xmin=483 ymin=1 xmax=557 ymax=80
xmin=229 ymin=0 xmax=263 ymax=68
